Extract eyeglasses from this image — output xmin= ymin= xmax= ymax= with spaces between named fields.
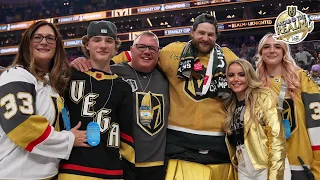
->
xmin=32 ymin=34 xmax=57 ymax=44
xmin=134 ymin=44 xmax=159 ymax=53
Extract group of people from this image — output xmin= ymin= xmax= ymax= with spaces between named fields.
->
xmin=0 ymin=12 xmax=319 ymax=180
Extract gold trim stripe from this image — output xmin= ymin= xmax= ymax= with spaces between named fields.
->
xmin=120 ymin=141 xmax=135 ymax=164
xmin=7 ymin=115 xmax=50 ymax=150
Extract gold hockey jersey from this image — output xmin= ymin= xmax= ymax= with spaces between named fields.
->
xmin=159 ymin=42 xmax=238 ymax=162
xmin=269 ymin=70 xmax=320 ymax=180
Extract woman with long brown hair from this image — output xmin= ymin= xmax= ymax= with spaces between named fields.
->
xmin=0 ymin=21 xmax=89 ymax=179
xmin=257 ymin=33 xmax=320 ymax=180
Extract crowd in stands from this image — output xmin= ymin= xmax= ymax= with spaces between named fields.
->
xmin=1 ymin=0 xmax=320 ymax=24
xmin=0 ymin=0 xmax=184 ymax=24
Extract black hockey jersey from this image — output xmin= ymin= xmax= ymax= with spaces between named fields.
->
xmin=59 ymin=68 xmax=135 ymax=180
xmin=111 ymin=63 xmax=169 ymax=180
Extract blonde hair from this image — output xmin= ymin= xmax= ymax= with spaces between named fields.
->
xmin=223 ymin=59 xmax=270 ymax=134
xmin=81 ymin=35 xmax=121 ymax=58
xmin=256 ymin=33 xmax=300 ymax=99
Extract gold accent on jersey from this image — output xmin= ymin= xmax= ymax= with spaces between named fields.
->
xmin=136 ymin=161 xmax=164 ymax=167
xmin=136 ymin=92 xmax=165 ymax=136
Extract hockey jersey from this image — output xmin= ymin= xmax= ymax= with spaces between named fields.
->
xmin=59 ymin=68 xmax=135 ymax=180
xmin=0 ymin=67 xmax=74 ymax=179
xmin=113 ymin=51 xmax=132 ymax=64
xmin=269 ymin=70 xmax=320 ymax=180
xmin=158 ymin=42 xmax=239 ymax=164
xmin=111 ymin=63 xmax=169 ymax=168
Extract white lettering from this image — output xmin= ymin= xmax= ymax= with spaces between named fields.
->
xmin=137 ymin=6 xmax=161 ymax=13
xmin=64 ymin=40 xmax=82 ymax=47
xmin=82 ymin=94 xmax=98 ymax=116
xmin=0 ymin=47 xmax=18 ymax=54
xmin=218 ymin=81 xmax=228 ymax=88
xmin=96 ymin=109 xmax=112 ymax=132
xmin=165 ymin=28 xmax=191 ymax=35
xmin=70 ymin=80 xmax=85 ymax=103
xmin=164 ymin=3 xmax=186 ymax=10
xmin=10 ymin=23 xmax=28 ymax=29
xmin=108 ymin=123 xmax=120 ymax=147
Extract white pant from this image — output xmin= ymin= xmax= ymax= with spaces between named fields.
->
xmin=236 ymin=145 xmax=291 ymax=180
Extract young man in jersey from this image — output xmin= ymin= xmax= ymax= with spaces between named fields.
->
xmin=71 ymin=31 xmax=169 ymax=180
xmin=58 ymin=20 xmax=135 ymax=180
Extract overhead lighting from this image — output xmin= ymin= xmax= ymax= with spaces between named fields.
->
xmin=258 ymin=10 xmax=266 ymax=15
xmin=147 ymin=18 xmax=153 ymax=27
xmin=210 ymin=11 xmax=216 ymax=17
xmin=302 ymin=7 xmax=309 ymax=11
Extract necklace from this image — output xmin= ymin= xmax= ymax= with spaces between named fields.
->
xmin=133 ymin=69 xmax=153 ymax=92
xmin=89 ymin=72 xmax=113 ymax=116
xmin=86 ymin=71 xmax=113 ymax=146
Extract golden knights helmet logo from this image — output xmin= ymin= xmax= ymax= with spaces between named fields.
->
xmin=282 ymin=98 xmax=297 ymax=133
xmin=287 ymin=6 xmax=297 ymax=17
xmin=184 ymin=76 xmax=208 ymax=101
xmin=136 ymin=92 xmax=165 ymax=136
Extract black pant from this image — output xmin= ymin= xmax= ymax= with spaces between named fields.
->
xmin=136 ymin=165 xmax=166 ymax=180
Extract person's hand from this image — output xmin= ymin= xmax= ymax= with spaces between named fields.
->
xmin=70 ymin=121 xmax=91 ymax=147
xmin=70 ymin=57 xmax=92 ymax=72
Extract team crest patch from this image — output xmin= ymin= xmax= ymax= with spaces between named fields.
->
xmin=136 ymin=92 xmax=165 ymax=136
xmin=184 ymin=76 xmax=208 ymax=101
xmin=282 ymin=98 xmax=297 ymax=134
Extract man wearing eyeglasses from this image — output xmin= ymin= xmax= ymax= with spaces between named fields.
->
xmin=70 ymin=31 xmax=169 ymax=180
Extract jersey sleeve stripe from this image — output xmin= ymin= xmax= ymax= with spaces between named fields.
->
xmin=7 ymin=115 xmax=51 ymax=151
xmin=307 ymin=126 xmax=320 ymax=151
xmin=312 ymin=146 xmax=320 ymax=151
xmin=124 ymin=51 xmax=132 ymax=62
xmin=120 ymin=141 xmax=135 ymax=164
xmin=120 ymin=132 xmax=133 ymax=143
xmin=25 ymin=125 xmax=52 ymax=152
xmin=60 ymin=164 xmax=123 ymax=175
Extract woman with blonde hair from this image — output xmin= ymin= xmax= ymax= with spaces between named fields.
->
xmin=224 ymin=59 xmax=290 ymax=180
xmin=257 ymin=33 xmax=320 ymax=180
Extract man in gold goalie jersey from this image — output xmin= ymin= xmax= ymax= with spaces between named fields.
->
xmin=159 ymin=13 xmax=238 ymax=180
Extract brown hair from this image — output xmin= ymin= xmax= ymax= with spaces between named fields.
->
xmin=81 ymin=35 xmax=121 ymax=58
xmin=11 ymin=21 xmax=70 ymax=96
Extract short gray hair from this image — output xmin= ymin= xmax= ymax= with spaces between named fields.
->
xmin=133 ymin=31 xmax=159 ymax=47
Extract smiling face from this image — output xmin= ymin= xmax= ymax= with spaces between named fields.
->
xmin=31 ymin=25 xmax=57 ymax=71
xmin=227 ymin=63 xmax=248 ymax=100
xmin=260 ymin=36 xmax=284 ymax=67
xmin=130 ymin=34 xmax=159 ymax=73
xmin=191 ymin=22 xmax=217 ymax=54
xmin=86 ymin=36 xmax=116 ymax=63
